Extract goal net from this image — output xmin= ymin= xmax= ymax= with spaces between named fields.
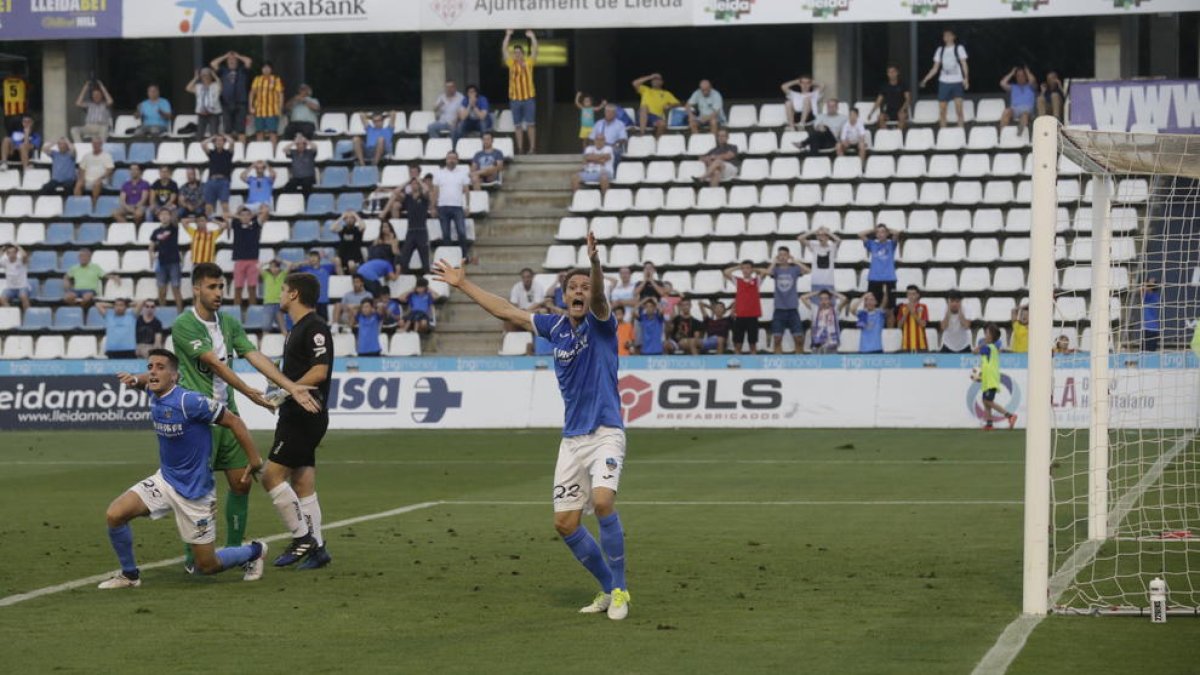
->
xmin=1024 ymin=118 xmax=1200 ymax=616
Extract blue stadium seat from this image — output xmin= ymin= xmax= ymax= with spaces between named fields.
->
xmin=277 ymin=247 xmax=305 ymax=264
xmin=218 ymin=306 xmax=241 ymax=323
xmin=107 ymin=168 xmax=130 ymax=190
xmin=305 ymin=193 xmax=336 ymax=216
xmin=156 ymin=306 xmax=179 ymax=329
xmin=335 ymin=192 xmax=364 ymax=213
xmin=104 ymin=143 xmax=127 ymax=164
xmin=334 ymin=139 xmax=354 ymax=160
xmin=76 ymin=222 xmax=105 ymax=246
xmin=127 ymin=143 xmax=155 ymax=165
xmin=292 ymin=220 xmax=319 ymax=244
xmin=35 ymin=278 xmax=65 ymax=302
xmin=318 ymin=220 xmax=340 ymax=243
xmin=58 ymin=250 xmax=80 ymax=273
xmin=244 ymin=305 xmax=271 ymax=331
xmin=28 ymin=250 xmax=57 ymax=274
xmin=320 ymin=166 xmax=349 ymax=189
xmin=20 ymin=307 xmax=52 ymax=331
xmin=350 ymin=166 xmax=379 ymax=188
xmin=45 ymin=222 xmax=74 ymax=246
xmin=64 ymin=196 xmax=93 ymax=218
xmin=85 ymin=306 xmax=105 ymax=330
xmin=92 ymin=196 xmax=119 ymax=218
xmin=53 ymin=306 xmax=83 ymax=331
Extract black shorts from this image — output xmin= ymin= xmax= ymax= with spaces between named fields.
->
xmin=982 ymin=388 xmax=998 ymax=402
xmin=867 ymin=280 xmax=896 ymax=309
xmin=269 ymin=412 xmax=329 ymax=468
xmin=732 ymin=316 xmax=760 ymax=345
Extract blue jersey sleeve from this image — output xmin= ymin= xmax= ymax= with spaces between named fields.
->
xmin=588 ymin=311 xmax=617 ymax=335
xmin=181 ymin=391 xmax=225 ymax=426
xmin=856 ymin=310 xmax=867 ymax=328
xmin=532 ymin=312 xmax=557 ymax=339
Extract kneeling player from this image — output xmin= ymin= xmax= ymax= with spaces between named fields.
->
xmin=99 ymin=349 xmax=268 ymax=588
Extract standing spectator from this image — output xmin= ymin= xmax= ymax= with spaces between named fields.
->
xmin=0 ymin=115 xmax=39 ymax=170
xmin=574 ymin=92 xmax=606 ymax=150
xmin=920 ymin=28 xmax=970 ymax=129
xmin=183 ymin=218 xmax=225 ymax=266
xmin=802 ymin=290 xmax=845 ymax=354
xmin=686 ymin=79 xmax=725 ymax=134
xmin=780 ymin=75 xmax=822 ymax=130
xmin=71 ymin=79 xmax=113 ymax=142
xmin=837 ymin=108 xmax=870 ymax=161
xmin=723 ymin=260 xmax=765 ymax=355
xmin=294 ymin=249 xmax=335 ymax=319
xmin=229 ymin=205 xmax=266 ymax=309
xmin=635 ymin=298 xmax=666 ymax=355
xmin=382 ymin=163 xmax=421 ymax=220
xmin=357 ymin=257 xmax=396 ymax=298
xmin=352 ymin=299 xmax=383 ymax=356
xmin=135 ymin=300 xmax=164 ymax=359
xmin=133 ymin=85 xmax=172 ymax=137
xmin=176 ymin=167 xmax=205 ymax=222
xmin=399 ymin=171 xmax=433 ymax=274
xmin=40 ymin=138 xmax=77 ymax=195
xmin=280 ymin=134 xmax=318 ymax=194
xmin=248 ymin=61 xmax=284 ymax=145
xmin=332 ymin=210 xmax=366 ymax=275
xmin=64 ymin=247 xmax=110 ymax=309
xmin=940 ymin=291 xmax=974 ymax=353
xmin=148 ymin=208 xmax=183 ymax=313
xmin=896 ymin=285 xmax=929 ymax=352
xmin=998 ymin=66 xmax=1037 ymax=136
xmin=239 ymin=160 xmax=276 ymax=211
xmin=792 ymin=99 xmax=846 ymax=155
xmin=432 ymin=152 xmax=473 ymax=264
xmin=1141 ymin=277 xmax=1161 ymax=351
xmin=570 ymin=135 xmax=613 ymax=194
xmin=1010 ymin=305 xmax=1029 ymax=353
xmin=507 ymin=267 xmax=544 ymax=331
xmin=427 ymin=80 xmax=464 ymax=137
xmin=859 ymin=224 xmax=900 ymax=318
xmin=869 ymin=65 xmax=911 ymax=131
xmin=667 ymin=298 xmax=705 ymax=355
xmin=590 ymin=104 xmax=629 ymax=167
xmin=352 ymin=111 xmax=396 ymax=167
xmin=631 ymin=73 xmax=680 ymax=138
xmin=976 ymin=323 xmax=1018 ymax=430
xmin=502 ymin=29 xmax=539 ymax=155
xmin=852 ymin=292 xmax=886 ymax=354
xmin=614 ymin=306 xmax=635 ymax=356
xmin=149 ymin=165 xmax=178 ymax=212
xmin=635 ymin=261 xmax=668 ymax=303
xmin=699 ymin=300 xmax=731 ymax=354
xmin=0 ymin=245 xmax=30 ymax=311
xmin=260 ymin=259 xmax=288 ymax=332
xmin=337 ymin=275 xmax=374 ymax=326
xmin=113 ymin=163 xmax=150 ymax=224
xmin=201 ymin=134 xmax=234 ymax=218
xmin=609 ymin=266 xmax=638 ymax=319
xmin=698 ymin=128 xmax=739 ymax=187
xmin=1038 ymin=71 xmax=1065 ymax=122
xmin=798 ymin=227 xmax=839 ymax=292
xmin=767 ymin=247 xmax=809 ymax=354
xmin=95 ymin=299 xmax=137 ymax=359
xmin=452 ymin=85 xmax=492 ymax=144
xmin=185 ymin=68 xmax=223 ymax=139
xmin=212 ymin=50 xmax=252 ymax=141
xmin=74 ymin=136 xmax=113 ymax=208
xmin=282 ymin=84 xmax=320 ymax=140
xmin=399 ymin=278 xmax=437 ymax=334
xmin=470 ymin=132 xmax=506 ymax=190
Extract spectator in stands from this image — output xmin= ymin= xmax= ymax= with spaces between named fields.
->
xmin=636 ymin=261 xmax=668 ymax=303
xmin=940 ymin=291 xmax=973 ymax=353
xmin=201 ymin=134 xmax=234 ymax=218
xmin=635 ymin=298 xmax=666 ymax=355
xmin=134 ymin=85 xmax=172 ymax=137
xmin=667 ymin=298 xmax=705 ymax=355
xmin=64 ymin=248 xmax=111 ymax=310
xmin=95 ymin=299 xmax=137 ymax=359
xmin=781 ymin=75 xmax=822 ymax=130
xmin=859 ymin=224 xmax=900 ymax=319
xmin=150 ymin=165 xmax=178 ymax=212
xmin=660 ymin=281 xmax=681 ymax=319
xmin=502 ymin=29 xmax=539 ymax=155
xmin=382 ymin=163 xmax=420 ymax=220
xmin=1010 ymin=305 xmax=1029 ymax=353
xmin=453 ymin=85 xmax=492 ymax=144
xmin=357 ymin=255 xmax=396 ymax=298
xmin=332 ymin=210 xmax=366 ymax=275
xmin=186 ymin=67 xmax=223 ymax=140
xmin=41 ymin=137 xmax=77 ymax=195
xmin=802 ymin=290 xmax=846 ymax=354
xmin=919 ymin=28 xmax=969 ymax=129
xmin=71 ymin=80 xmax=113 ymax=142
xmin=1 ymin=115 xmax=39 ymax=170
xmin=427 ymin=80 xmax=464 ymax=138
xmin=369 ymin=220 xmax=401 ymax=263
xmin=398 ymin=278 xmax=437 ymax=334
xmin=699 ymin=300 xmax=730 ymax=354
xmin=609 ymin=266 xmax=638 ymax=320
xmin=869 ymin=65 xmax=910 ymax=131
xmin=686 ymin=79 xmax=725 ymax=135
xmin=432 ymin=151 xmax=474 ymax=264
xmin=470 ymin=132 xmax=506 ymax=190
xmin=724 ymin=260 xmax=765 ymax=355
xmin=74 ymin=136 xmax=113 ymax=208
xmin=540 ymin=271 xmax=569 ymax=315
xmin=149 ymin=208 xmax=183 ymax=313
xmin=352 ymin=111 xmax=396 ymax=167
xmin=590 ymin=104 xmax=629 ymax=167
xmin=240 ymin=160 xmax=276 ymax=211
xmin=767 ymin=247 xmax=810 ymax=354
xmin=282 ymin=84 xmax=320 ymax=141
xmin=852 ymin=292 xmax=886 ymax=354
xmin=575 ymin=92 xmax=606 ymax=150
xmin=896 ymin=285 xmax=929 ymax=352
xmin=212 ymin=50 xmax=252 ymax=141
xmin=1053 ymin=334 xmax=1075 ymax=355
xmin=281 ymin=134 xmax=319 ymax=194
xmin=999 ymin=66 xmax=1038 ymax=136
xmin=792 ymin=99 xmax=846 ymax=155
xmin=614 ymin=306 xmax=635 ymax=356
xmin=631 ymin=73 xmax=680 ymax=138
xmin=0 ymin=244 xmax=30 ymax=311
xmin=260 ymin=259 xmax=287 ymax=332
xmin=249 ymin=61 xmax=284 ymax=145
xmin=1038 ymin=71 xmax=1065 ymax=122
xmin=570 ymin=135 xmax=613 ymax=194
xmin=398 ymin=171 xmax=433 ymax=274
xmin=1141 ymin=277 xmax=1161 ymax=351
xmin=352 ymin=299 xmax=383 ymax=356
xmin=176 ymin=167 xmax=205 ymax=223
xmin=837 ymin=108 xmax=870 ymax=161
xmin=183 ymin=218 xmax=224 ymax=266
xmin=113 ymin=163 xmax=151 ymax=224
xmin=229 ymin=205 xmax=266 ymax=309
xmin=798 ymin=227 xmax=839 ymax=292
xmin=135 ymin=300 xmax=164 ymax=359
xmin=337 ymin=274 xmax=374 ymax=326
xmin=506 ymin=268 xmax=544 ymax=331
xmin=293 ymin=249 xmax=335 ymax=319
xmin=698 ymin=128 xmax=740 ymax=187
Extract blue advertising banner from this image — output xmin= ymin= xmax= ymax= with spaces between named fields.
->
xmin=1069 ymin=78 xmax=1200 ymax=133
xmin=0 ymin=0 xmax=123 ymax=41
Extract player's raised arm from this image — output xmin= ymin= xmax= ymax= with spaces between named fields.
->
xmin=242 ymin=351 xmax=321 ymax=414
xmin=195 ymin=351 xmax=276 ymax=412
xmin=432 ymin=259 xmax=533 ymax=332
xmin=587 ymin=231 xmax=610 ymax=321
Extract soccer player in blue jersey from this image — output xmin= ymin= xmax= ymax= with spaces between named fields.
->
xmin=433 ymin=231 xmax=631 ymax=620
xmin=98 ymin=349 xmax=269 ymax=588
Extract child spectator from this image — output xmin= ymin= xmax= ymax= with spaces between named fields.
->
xmin=1010 ymin=305 xmax=1029 ymax=353
xmin=240 ymin=161 xmax=276 ymax=211
xmin=635 ymin=298 xmax=666 ymax=356
xmin=700 ymin=300 xmax=731 ymax=354
xmin=575 ymin=92 xmax=606 ymax=150
xmin=135 ymin=300 xmax=164 ymax=359
xmin=353 ymin=299 xmax=383 ymax=357
xmin=837 ymin=108 xmax=869 ymax=161
xmin=723 ymin=259 xmax=765 ymax=355
xmin=400 ymin=278 xmax=437 ymax=334
xmin=1053 ymin=335 xmax=1075 ymax=355
xmin=853 ymin=292 xmax=886 ymax=354
xmin=798 ymin=227 xmax=839 ymax=292
xmin=150 ymin=166 xmax=179 ymax=212
xmin=767 ymin=246 xmax=809 ymax=354
xmin=940 ymin=291 xmax=973 ymax=353
xmin=896 ymin=285 xmax=929 ymax=352
xmin=1141 ymin=277 xmax=1161 ymax=351
xmin=614 ymin=305 xmax=635 ymax=356
xmin=802 ymin=290 xmax=845 ymax=354
xmin=975 ymin=323 xmax=1018 ymax=430
xmin=859 ymin=223 xmax=900 ymax=318
xmin=659 ymin=281 xmax=680 ymax=319
xmin=260 ymin=259 xmax=287 ymax=332
xmin=667 ymin=298 xmax=704 ymax=355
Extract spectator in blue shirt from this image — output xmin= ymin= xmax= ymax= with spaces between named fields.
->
xmin=470 ymin=132 xmax=506 ymax=190
xmin=636 ymin=298 xmax=666 ymax=355
xmin=97 ymin=298 xmax=138 ymax=359
xmin=859 ymin=223 xmax=901 ymax=321
xmin=590 ymin=104 xmax=629 ymax=167
xmin=399 ymin=277 xmax=438 ymax=334
xmin=239 ymin=161 xmax=276 ymax=210
xmin=1142 ymin=277 xmax=1161 ymax=351
xmin=1 ymin=115 xmax=41 ymax=171
xmin=853 ymin=291 xmax=886 ymax=354
xmin=452 ymin=85 xmax=492 ymax=144
xmin=353 ymin=111 xmax=396 ymax=167
xmin=40 ymin=138 xmax=77 ymax=194
xmin=134 ymin=84 xmax=172 ymax=137
xmin=357 ymin=257 xmax=396 ymax=297
xmin=353 ymin=299 xmax=383 ymax=356
xmin=293 ymin=249 xmax=336 ymax=320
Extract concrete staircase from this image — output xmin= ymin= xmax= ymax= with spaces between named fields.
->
xmin=432 ymin=154 xmax=577 ymax=355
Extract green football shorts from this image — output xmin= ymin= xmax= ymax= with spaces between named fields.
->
xmin=211 ymin=425 xmax=248 ymax=470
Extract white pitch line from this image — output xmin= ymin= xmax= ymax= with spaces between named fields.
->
xmin=0 ymin=501 xmax=440 ymax=609
xmin=444 ymin=499 xmax=1022 ymax=506
xmin=0 ymin=458 xmax=1022 ymax=466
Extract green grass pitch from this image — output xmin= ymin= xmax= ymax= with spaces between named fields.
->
xmin=1 ymin=429 xmax=1197 ymax=674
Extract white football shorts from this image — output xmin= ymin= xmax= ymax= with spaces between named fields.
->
xmin=129 ymin=470 xmax=218 ymax=545
xmin=552 ymin=426 xmax=626 ymax=514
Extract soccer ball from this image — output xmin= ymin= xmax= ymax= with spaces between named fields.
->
xmin=969 ymin=367 xmax=982 ymax=382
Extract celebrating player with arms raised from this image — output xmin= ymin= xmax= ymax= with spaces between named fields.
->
xmin=433 ymin=232 xmax=631 ymax=620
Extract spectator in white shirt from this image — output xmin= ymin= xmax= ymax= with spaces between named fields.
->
xmin=185 ymin=68 xmax=222 ymax=139
xmin=71 ymin=80 xmax=113 ymax=142
xmin=427 ymin=80 xmax=465 ymax=137
xmin=506 ymin=267 xmax=545 ymax=332
xmin=608 ymin=267 xmax=638 ymax=321
xmin=0 ymin=244 xmax=31 ymax=311
xmin=837 ymin=108 xmax=869 ymax=161
xmin=920 ymin=28 xmax=970 ymax=129
xmin=589 ymin=104 xmax=629 ymax=166
xmin=431 ymin=151 xmax=474 ymax=263
xmin=570 ymin=135 xmax=613 ymax=194
xmin=686 ymin=79 xmax=725 ymax=134
xmin=74 ymin=136 xmax=114 ymax=208
xmin=797 ymin=227 xmax=840 ymax=292
xmin=940 ymin=290 xmax=974 ymax=353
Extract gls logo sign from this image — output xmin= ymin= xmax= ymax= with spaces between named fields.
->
xmin=329 ymin=376 xmax=462 ymax=423
xmin=618 ymin=375 xmax=782 ymax=423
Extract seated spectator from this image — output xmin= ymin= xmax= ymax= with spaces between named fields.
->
xmin=453 ymin=85 xmax=493 ymax=144
xmin=686 ymin=79 xmax=725 ymax=134
xmin=260 ymin=259 xmax=288 ymax=333
xmin=353 ymin=111 xmax=396 ymax=167
xmin=150 ymin=165 xmax=179 ymax=212
xmin=507 ymin=267 xmax=544 ymax=331
xmin=699 ymin=300 xmax=731 ymax=354
xmin=281 ymin=134 xmax=318 ymax=194
xmin=635 ymin=298 xmax=666 ymax=355
xmin=668 ymin=298 xmax=705 ymax=355
xmin=793 ymin=99 xmax=846 ymax=155
xmin=631 ymin=72 xmax=680 ymax=138
xmin=1010 ymin=304 xmax=1029 ymax=353
xmin=698 ymin=128 xmax=739 ymax=187
xmin=0 ymin=244 xmax=31 ymax=311
xmin=837 ymin=108 xmax=870 ymax=161
xmin=571 ymin=135 xmax=613 ymax=194
xmin=852 ymin=292 xmax=886 ymax=354
xmin=249 ymin=61 xmax=284 ymax=145
xmin=614 ymin=305 xmax=635 ymax=356
xmin=71 ymin=79 xmax=114 ymax=142
xmin=41 ymin=138 xmax=77 ymax=195
xmin=240 ymin=160 xmax=276 ymax=211
xmin=96 ymin=299 xmax=138 ymax=359
xmin=202 ymin=134 xmax=234 ymax=218
xmin=859 ymin=223 xmax=900 ymax=317
xmin=134 ymin=85 xmax=172 ymax=137
xmin=1142 ymin=277 xmax=1161 ymax=352
xmin=64 ymin=248 xmax=111 ymax=309
xmin=575 ymin=92 xmax=606 ymax=150
xmin=149 ymin=208 xmax=183 ymax=313
xmin=470 ymin=132 xmax=506 ymax=190
xmin=337 ymin=274 xmax=374 ymax=326
xmin=541 ymin=271 xmax=569 ymax=315
xmin=919 ymin=28 xmax=969 ymax=129
xmin=283 ymin=84 xmax=320 ymax=140
xmin=186 ymin=67 xmax=223 ymax=139
xmin=1038 ymin=70 xmax=1064 ymax=121
xmin=798 ymin=227 xmax=839 ymax=292
xmin=802 ymin=290 xmax=846 ymax=354
xmin=135 ymin=300 xmax=164 ymax=359
xmin=212 ymin=50 xmax=253 ymax=142
xmin=332 ymin=210 xmax=366 ymax=274
xmin=768 ymin=247 xmax=810 ymax=354
xmin=293 ymin=249 xmax=336 ymax=319
xmin=608 ymin=266 xmax=638 ymax=319
xmin=427 ymin=80 xmax=464 ymax=137
xmin=781 ymin=75 xmax=822 ymax=130
xmin=723 ymin=260 xmax=765 ymax=355
xmin=352 ymin=299 xmax=383 ymax=356
xmin=870 ymin=65 xmax=910 ymax=131
xmin=356 ymin=257 xmax=395 ymax=298
xmin=940 ymin=290 xmax=973 ymax=353
xmin=113 ymin=163 xmax=151 ymax=224
xmin=896 ymin=284 xmax=929 ymax=352
xmin=590 ymin=104 xmax=629 ymax=167
xmin=368 ymin=221 xmax=401 ymax=263
xmin=399 ymin=278 xmax=437 ymax=334
xmin=999 ymin=66 xmax=1038 ymax=136
xmin=228 ymin=204 xmax=267 ymax=309
xmin=432 ymin=151 xmax=473 ymax=263
xmin=176 ymin=167 xmax=205 ymax=223
xmin=1 ymin=115 xmax=40 ymax=170
xmin=74 ymin=136 xmax=113 ymax=207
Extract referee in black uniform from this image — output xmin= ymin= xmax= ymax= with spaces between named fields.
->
xmin=264 ymin=272 xmax=335 ymax=569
